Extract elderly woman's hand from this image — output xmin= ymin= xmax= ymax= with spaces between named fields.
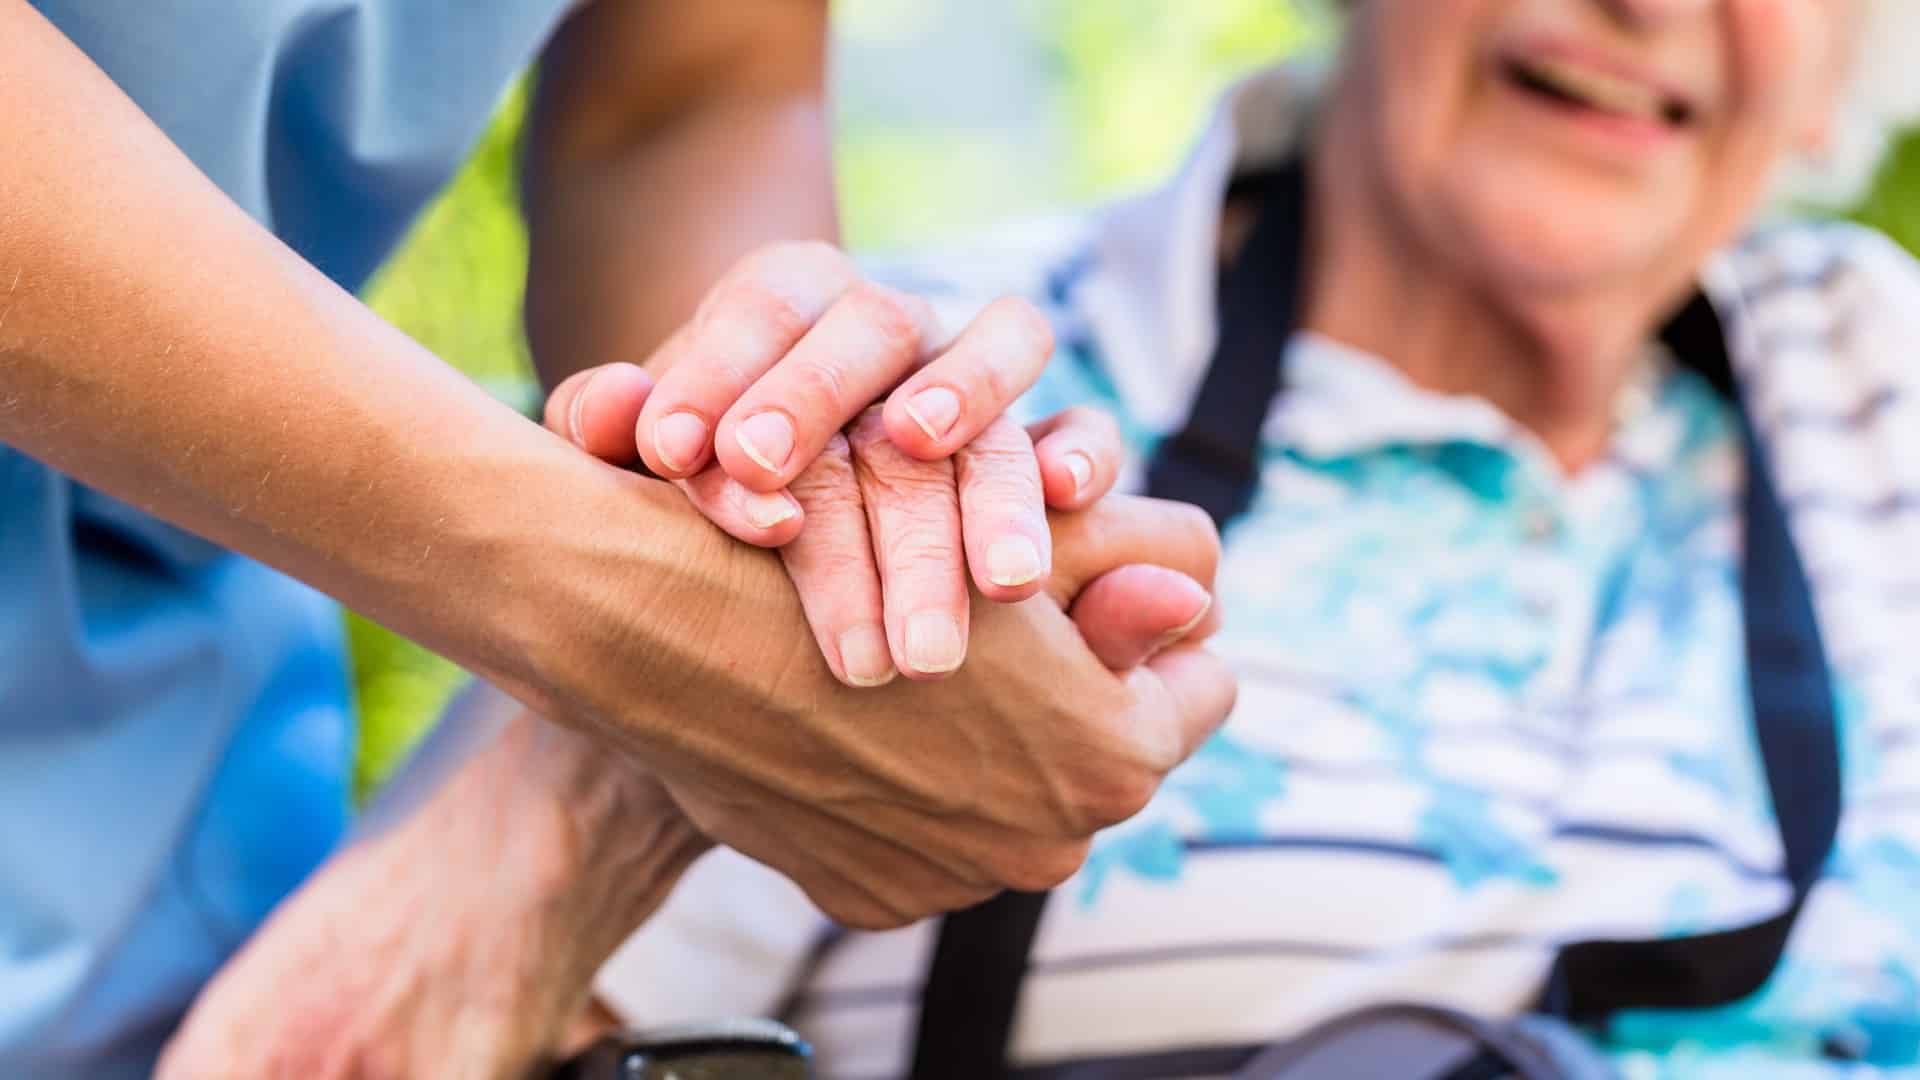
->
xmin=542 ymin=241 xmax=1130 ymax=684
xmin=155 ymin=705 xmax=708 ymax=1080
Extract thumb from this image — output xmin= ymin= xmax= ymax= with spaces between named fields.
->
xmin=1070 ymin=564 xmax=1220 ymax=671
xmin=542 ymin=363 xmax=655 ymax=464
xmin=1123 ymin=644 xmax=1239 ymax=771
xmin=1045 ymin=495 xmax=1221 ymax=608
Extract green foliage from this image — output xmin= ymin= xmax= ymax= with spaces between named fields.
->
xmin=1043 ymin=0 xmax=1330 ymax=199
xmin=349 ymin=83 xmax=535 ymax=798
xmin=832 ymin=0 xmax=1332 ymax=250
xmin=1852 ymin=128 xmax=1920 ymax=256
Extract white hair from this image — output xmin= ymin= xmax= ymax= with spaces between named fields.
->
xmin=1774 ymin=0 xmax=1920 ymax=207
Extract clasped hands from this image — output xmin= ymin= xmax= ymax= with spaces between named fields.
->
xmin=157 ymin=243 xmax=1236 ymax=1079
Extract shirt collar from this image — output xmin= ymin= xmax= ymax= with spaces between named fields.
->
xmin=1073 ymin=62 xmax=1326 ymax=434
xmin=1275 ymin=332 xmax=1523 ymax=458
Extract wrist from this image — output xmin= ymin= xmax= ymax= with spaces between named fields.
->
xmin=418 ymin=434 xmax=687 ymax=715
xmin=480 ymin=713 xmax=711 ymax=978
xmin=159 ymin=702 xmax=708 ymax=1079
xmin=479 ymin=453 xmax=790 ymax=748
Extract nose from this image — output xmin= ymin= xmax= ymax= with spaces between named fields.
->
xmin=1597 ymin=0 xmax=1715 ymax=29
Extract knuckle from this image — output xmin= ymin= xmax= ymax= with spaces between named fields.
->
xmin=780 ymin=239 xmax=854 ymax=276
xmin=909 ymin=879 xmax=986 ymax=922
xmin=957 ymin=415 xmax=1036 ymax=461
xmin=860 ymin=453 xmax=957 ymax=504
xmin=787 ymin=437 xmax=861 ymax=501
xmin=1169 ymin=500 xmax=1223 ymax=564
xmin=794 ymin=481 xmax=867 ymax=526
xmin=960 ymin=444 xmax=1043 ymax=508
xmin=737 ymin=240 xmax=849 ymax=284
xmin=879 ymin=532 xmax=964 ymax=578
xmin=1069 ymin=763 xmax=1161 ymax=832
xmin=996 ymin=841 xmax=1090 ymax=893
xmin=954 ymin=881 xmax=999 ymax=911
xmin=703 ymin=278 xmax=811 ymax=347
xmin=361 ymin=1047 xmax=408 ymax=1080
xmin=960 ymin=300 xmax=1053 ymax=405
xmin=814 ymin=432 xmax=858 ymax=472
xmin=845 ymin=283 xmax=925 ymax=356
xmin=986 ymin=295 xmax=1056 ymax=358
xmin=1064 ymin=405 xmax=1123 ymax=448
xmin=962 ymin=471 xmax=1043 ymax=524
xmin=844 ymin=405 xmax=896 ymax=453
xmin=833 ymin=891 xmax=916 ymax=932
xmin=976 ymin=356 xmax=1019 ymax=409
xmin=869 ymin=886 xmax=927 ymax=929
xmin=822 ymin=896 xmax=887 ymax=932
xmin=854 ymin=910 xmax=914 ymax=932
xmin=794 ymin=548 xmax=883 ymax=604
xmin=1218 ymin=678 xmax=1242 ymax=729
xmin=961 ymin=426 xmax=1040 ymax=475
xmin=785 ymin=358 xmax=852 ymax=413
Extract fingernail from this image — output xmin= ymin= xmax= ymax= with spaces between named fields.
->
xmin=1063 ymin=451 xmax=1095 ymax=497
xmin=654 ymin=412 xmax=708 ymax=474
xmin=736 ymin=412 xmax=796 ymax=474
xmin=838 ymin=626 xmax=896 ymax=688
xmin=986 ymin=535 xmax=1044 ymax=587
xmin=742 ymin=490 xmax=798 ymax=530
xmin=1156 ymin=592 xmax=1215 ymax=652
xmin=567 ymin=367 xmax=606 ymax=449
xmin=905 ymin=612 xmax=965 ymax=674
xmin=903 ymin=386 xmax=962 ymax=442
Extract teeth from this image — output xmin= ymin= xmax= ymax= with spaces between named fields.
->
xmin=1517 ymin=57 xmax=1666 ymax=121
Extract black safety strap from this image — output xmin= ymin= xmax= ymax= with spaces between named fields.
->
xmin=1140 ymin=161 xmax=1307 ymax=526
xmin=1537 ymin=293 xmax=1842 ymax=1023
xmin=905 ymin=163 xmax=1312 ymax=1080
xmin=907 ymin=888 xmax=1051 ymax=1079
xmin=908 ymin=161 xmax=1839 ymax=1077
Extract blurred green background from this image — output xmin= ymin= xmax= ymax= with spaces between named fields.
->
xmin=350 ymin=0 xmax=1920 ymax=797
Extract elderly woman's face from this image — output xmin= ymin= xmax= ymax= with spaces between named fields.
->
xmin=1341 ymin=0 xmax=1848 ymax=297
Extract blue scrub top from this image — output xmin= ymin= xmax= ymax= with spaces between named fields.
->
xmin=6 ymin=3 xmax=576 ymax=1076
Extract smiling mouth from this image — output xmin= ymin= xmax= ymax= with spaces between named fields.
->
xmin=1502 ymin=55 xmax=1695 ymax=130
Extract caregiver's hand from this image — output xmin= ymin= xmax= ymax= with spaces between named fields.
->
xmin=629 ymin=243 xmax=1064 ymax=494
xmin=540 ymin=480 xmax=1232 ymax=929
xmin=544 ymin=241 xmax=1126 ymax=684
xmin=540 ymin=357 xmax=1233 ymax=931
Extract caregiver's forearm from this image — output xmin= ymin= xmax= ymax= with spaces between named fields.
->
xmin=0 ymin=2 xmax=670 ymax=699
xmin=522 ymin=0 xmax=836 ymax=387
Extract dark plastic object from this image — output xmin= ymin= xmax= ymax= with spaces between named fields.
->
xmin=551 ymin=1019 xmax=814 ymax=1080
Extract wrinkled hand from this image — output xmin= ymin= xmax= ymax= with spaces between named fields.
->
xmin=156 ymin=709 xmax=707 ymax=1080
xmin=543 ymin=241 xmax=1127 ymax=683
